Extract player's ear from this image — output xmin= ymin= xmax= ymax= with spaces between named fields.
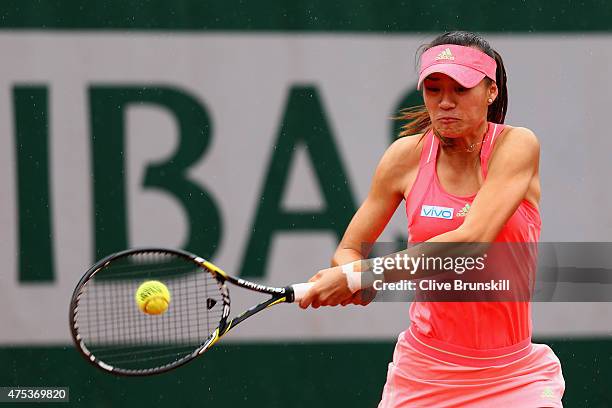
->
xmin=487 ymin=81 xmax=498 ymax=104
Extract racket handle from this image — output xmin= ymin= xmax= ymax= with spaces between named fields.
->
xmin=290 ymin=283 xmax=315 ymax=303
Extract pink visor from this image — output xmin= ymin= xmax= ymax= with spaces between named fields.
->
xmin=417 ymin=44 xmax=497 ymax=90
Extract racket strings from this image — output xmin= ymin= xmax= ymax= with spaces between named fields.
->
xmin=76 ymin=284 xmax=224 ymax=327
xmin=74 ymin=252 xmax=226 ymax=372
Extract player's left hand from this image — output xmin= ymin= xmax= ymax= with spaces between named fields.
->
xmin=340 ymin=287 xmax=377 ymax=306
xmin=298 ymin=266 xmax=353 ymax=309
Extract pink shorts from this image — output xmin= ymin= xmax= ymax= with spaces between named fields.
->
xmin=378 ymin=331 xmax=565 ymax=408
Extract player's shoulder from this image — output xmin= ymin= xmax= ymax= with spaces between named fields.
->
xmin=492 ymin=125 xmax=540 ymax=167
xmin=494 ymin=125 xmax=540 ymax=158
xmin=371 ymin=133 xmax=425 ymax=193
xmin=382 ymin=133 xmax=426 ymax=166
xmin=499 ymin=125 xmax=540 ymax=148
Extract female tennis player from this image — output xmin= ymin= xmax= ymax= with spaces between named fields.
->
xmin=299 ymin=31 xmax=565 ymax=407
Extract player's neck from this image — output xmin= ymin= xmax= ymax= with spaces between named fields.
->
xmin=437 ymin=121 xmax=488 ymax=162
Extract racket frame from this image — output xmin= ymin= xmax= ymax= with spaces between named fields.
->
xmin=69 ymin=247 xmax=300 ymax=376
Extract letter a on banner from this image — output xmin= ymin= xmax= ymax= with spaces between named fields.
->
xmin=240 ymin=86 xmax=357 ymax=278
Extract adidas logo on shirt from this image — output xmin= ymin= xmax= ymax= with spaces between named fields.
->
xmin=456 ymin=203 xmax=471 ymax=217
xmin=435 ymin=48 xmax=455 ymax=61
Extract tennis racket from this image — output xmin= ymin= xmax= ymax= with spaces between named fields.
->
xmin=69 ymin=247 xmax=313 ymax=376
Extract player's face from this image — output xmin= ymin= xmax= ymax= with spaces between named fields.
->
xmin=422 ymin=73 xmax=497 ymax=138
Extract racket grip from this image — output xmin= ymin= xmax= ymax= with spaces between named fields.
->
xmin=290 ymin=283 xmax=315 ymax=303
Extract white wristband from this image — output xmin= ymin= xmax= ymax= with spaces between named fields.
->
xmin=342 ymin=261 xmax=362 ymax=293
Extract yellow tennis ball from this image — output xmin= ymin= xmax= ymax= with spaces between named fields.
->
xmin=135 ymin=280 xmax=171 ymax=315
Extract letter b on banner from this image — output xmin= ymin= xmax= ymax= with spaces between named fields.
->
xmin=90 ymin=86 xmax=221 ymax=261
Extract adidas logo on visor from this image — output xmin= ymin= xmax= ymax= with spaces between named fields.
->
xmin=435 ymin=48 xmax=455 ymax=61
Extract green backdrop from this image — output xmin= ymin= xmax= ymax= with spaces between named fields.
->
xmin=2 ymin=1 xmax=611 ymax=407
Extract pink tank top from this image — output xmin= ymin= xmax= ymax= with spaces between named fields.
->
xmin=404 ymin=122 xmax=541 ymax=354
